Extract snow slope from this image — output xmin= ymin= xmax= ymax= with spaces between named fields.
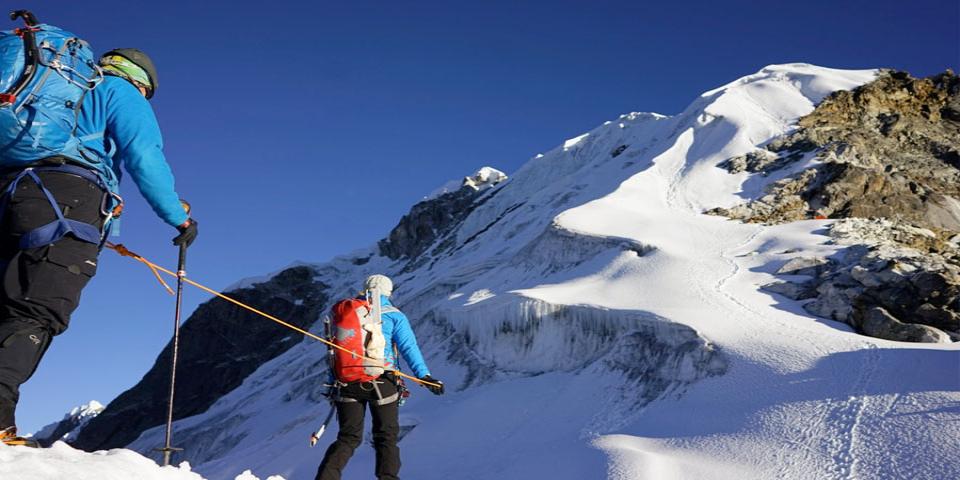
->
xmin=0 ymin=441 xmax=288 ymax=480
xmin=125 ymin=63 xmax=957 ymax=480
xmin=16 ymin=64 xmax=958 ymax=479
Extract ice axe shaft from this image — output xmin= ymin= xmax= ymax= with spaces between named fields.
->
xmin=309 ymin=406 xmax=336 ymax=447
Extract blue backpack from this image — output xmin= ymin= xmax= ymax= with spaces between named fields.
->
xmin=0 ymin=10 xmax=102 ymax=166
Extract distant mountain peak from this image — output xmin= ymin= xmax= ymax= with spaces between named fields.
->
xmin=30 ymin=400 xmax=104 ymax=447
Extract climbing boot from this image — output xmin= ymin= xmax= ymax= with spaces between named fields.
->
xmin=0 ymin=426 xmax=39 ymax=447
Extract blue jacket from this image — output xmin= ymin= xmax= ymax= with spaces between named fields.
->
xmin=77 ymin=76 xmax=187 ymax=227
xmin=378 ymin=295 xmax=431 ymax=379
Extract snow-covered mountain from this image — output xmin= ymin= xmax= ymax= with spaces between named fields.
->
xmin=19 ymin=64 xmax=960 ymax=480
xmin=30 ymin=400 xmax=104 ymax=447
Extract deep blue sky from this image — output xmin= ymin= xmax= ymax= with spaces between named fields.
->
xmin=17 ymin=0 xmax=958 ymax=433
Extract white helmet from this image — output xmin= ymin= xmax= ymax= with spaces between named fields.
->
xmin=364 ymin=274 xmax=394 ymax=297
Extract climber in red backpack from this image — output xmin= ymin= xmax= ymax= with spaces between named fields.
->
xmin=316 ymin=274 xmax=443 ymax=480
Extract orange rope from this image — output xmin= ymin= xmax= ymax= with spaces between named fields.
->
xmin=109 ymin=243 xmax=175 ymax=295
xmin=105 ymin=242 xmax=440 ymax=390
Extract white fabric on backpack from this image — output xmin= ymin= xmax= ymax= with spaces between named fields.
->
xmin=361 ymin=286 xmax=386 ymax=378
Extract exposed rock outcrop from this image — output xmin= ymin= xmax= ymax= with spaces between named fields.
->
xmin=713 ymin=70 xmax=960 ymax=343
xmin=378 ymin=188 xmax=487 ymax=261
xmin=858 ymin=306 xmax=951 ymax=343
xmin=72 ymin=266 xmax=329 ymax=451
xmin=710 ymin=70 xmax=960 ymax=230
xmin=762 ymin=218 xmax=960 ymax=342
xmin=378 ymin=171 xmax=507 ymax=262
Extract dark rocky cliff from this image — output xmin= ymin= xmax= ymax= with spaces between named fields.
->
xmin=378 ymin=187 xmax=485 ymax=261
xmin=71 ymin=266 xmax=328 ymax=451
xmin=378 ymin=173 xmax=506 ymax=271
xmin=35 ymin=414 xmax=83 ymax=448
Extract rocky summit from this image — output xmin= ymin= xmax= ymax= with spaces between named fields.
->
xmin=711 ymin=70 xmax=960 ymax=228
xmin=711 ymin=70 xmax=960 ymax=343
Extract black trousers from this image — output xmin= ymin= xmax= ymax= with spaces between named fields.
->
xmin=316 ymin=376 xmax=401 ymax=480
xmin=0 ymin=169 xmax=104 ymax=428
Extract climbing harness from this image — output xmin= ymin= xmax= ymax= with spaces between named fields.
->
xmin=336 ymin=377 xmax=399 ymax=406
xmin=0 ymin=163 xmax=121 ymax=249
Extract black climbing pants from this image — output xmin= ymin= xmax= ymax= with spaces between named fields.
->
xmin=0 ymin=168 xmax=104 ymax=429
xmin=316 ymin=375 xmax=401 ymax=480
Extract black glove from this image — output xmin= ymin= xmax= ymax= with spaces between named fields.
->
xmin=172 ymin=219 xmax=199 ymax=248
xmin=420 ymin=375 xmax=444 ymax=395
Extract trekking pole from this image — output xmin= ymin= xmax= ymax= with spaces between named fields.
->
xmin=159 ymin=201 xmax=191 ymax=466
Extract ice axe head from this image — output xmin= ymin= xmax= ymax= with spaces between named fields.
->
xmin=309 ymin=424 xmax=327 ymax=447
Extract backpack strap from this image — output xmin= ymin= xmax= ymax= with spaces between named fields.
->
xmin=367 ymin=288 xmax=383 ymax=326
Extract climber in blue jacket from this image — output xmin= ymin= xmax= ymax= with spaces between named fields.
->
xmin=0 ymin=48 xmax=197 ymax=444
xmin=316 ymin=274 xmax=444 ymax=480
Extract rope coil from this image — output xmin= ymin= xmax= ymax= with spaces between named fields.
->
xmin=105 ymin=242 xmax=441 ymax=390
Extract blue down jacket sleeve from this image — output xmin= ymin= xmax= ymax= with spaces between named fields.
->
xmin=79 ymin=76 xmax=187 ymax=227
xmin=383 ymin=304 xmax=431 ymax=378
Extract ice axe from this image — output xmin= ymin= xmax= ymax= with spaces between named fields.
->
xmin=309 ymin=405 xmax=336 ymax=447
xmin=159 ymin=200 xmax=192 ymax=466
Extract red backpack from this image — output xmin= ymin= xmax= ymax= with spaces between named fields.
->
xmin=329 ymin=296 xmax=386 ymax=383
